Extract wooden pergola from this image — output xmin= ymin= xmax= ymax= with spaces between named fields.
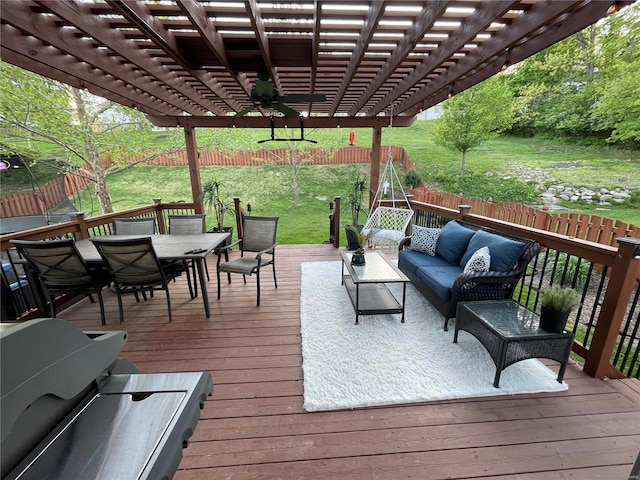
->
xmin=2 ymin=0 xmax=634 ymax=207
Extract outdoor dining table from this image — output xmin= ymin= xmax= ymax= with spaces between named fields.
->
xmin=74 ymin=233 xmax=230 ymax=319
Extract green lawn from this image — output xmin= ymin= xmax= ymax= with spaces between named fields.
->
xmin=4 ymin=121 xmax=639 ymax=242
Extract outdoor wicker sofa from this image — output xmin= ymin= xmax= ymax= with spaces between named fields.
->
xmin=398 ymin=220 xmax=540 ymax=331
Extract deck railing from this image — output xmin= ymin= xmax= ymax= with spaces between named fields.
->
xmin=2 ymin=198 xmax=639 ymax=381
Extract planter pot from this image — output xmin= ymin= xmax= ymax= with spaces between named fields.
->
xmin=345 ymin=224 xmax=362 ymax=251
xmin=207 ymin=226 xmax=234 ymax=251
xmin=539 ymin=305 xmax=570 ymax=333
xmin=351 ymin=253 xmax=366 ymax=265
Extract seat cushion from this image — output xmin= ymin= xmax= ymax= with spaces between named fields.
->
xmin=415 ymin=265 xmax=463 ymax=301
xmin=459 ymin=230 xmax=526 ymax=272
xmin=398 ymin=250 xmax=453 ymax=275
xmin=434 ymin=221 xmax=476 ymax=265
xmin=409 ymin=225 xmax=441 ymax=255
xmin=363 ymin=228 xmax=405 ymax=243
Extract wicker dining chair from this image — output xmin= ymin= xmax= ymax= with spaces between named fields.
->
xmin=12 ymin=239 xmax=112 ymax=325
xmin=216 ymin=216 xmax=278 ymax=306
xmin=91 ymin=237 xmax=181 ymax=323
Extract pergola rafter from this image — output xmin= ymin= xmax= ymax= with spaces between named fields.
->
xmin=4 ymin=0 xmax=632 ymax=126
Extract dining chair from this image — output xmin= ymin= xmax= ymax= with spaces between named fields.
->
xmin=12 ymin=239 xmax=112 ymax=325
xmin=91 ymin=237 xmax=181 ymax=323
xmin=216 ymin=216 xmax=278 ymax=306
xmin=112 ymin=217 xmax=156 ymax=235
xmin=167 ymin=214 xmax=208 ymax=296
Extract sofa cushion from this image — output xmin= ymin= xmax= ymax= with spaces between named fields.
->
xmin=459 ymin=229 xmax=526 ymax=272
xmin=409 ymin=225 xmax=441 ymax=255
xmin=463 ymin=246 xmax=491 ymax=274
xmin=416 ymin=265 xmax=463 ymax=301
xmin=398 ymin=250 xmax=453 ymax=275
xmin=435 ymin=221 xmax=476 ymax=265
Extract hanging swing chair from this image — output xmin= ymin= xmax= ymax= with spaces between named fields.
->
xmin=361 ymin=110 xmax=414 ymax=246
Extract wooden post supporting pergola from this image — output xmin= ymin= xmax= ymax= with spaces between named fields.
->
xmin=184 ymin=126 xmax=204 ymax=214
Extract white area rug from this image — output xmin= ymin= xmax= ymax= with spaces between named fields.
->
xmin=300 ymin=261 xmax=568 ymax=412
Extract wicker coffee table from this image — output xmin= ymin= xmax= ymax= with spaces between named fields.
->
xmin=454 ymin=300 xmax=574 ymax=388
xmin=340 ymin=251 xmax=410 ymax=324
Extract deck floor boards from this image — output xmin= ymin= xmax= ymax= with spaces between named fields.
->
xmin=58 ymin=244 xmax=640 ymax=479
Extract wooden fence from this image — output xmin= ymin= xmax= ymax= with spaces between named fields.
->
xmin=409 ymin=188 xmax=640 ymax=248
xmin=0 ymin=170 xmax=92 ymax=218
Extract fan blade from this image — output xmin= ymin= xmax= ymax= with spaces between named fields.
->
xmin=280 ymin=94 xmax=326 ymax=103
xmin=235 ymin=105 xmax=257 ymax=117
xmin=271 ymin=103 xmax=301 ymax=118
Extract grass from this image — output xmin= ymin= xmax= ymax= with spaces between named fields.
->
xmin=4 ymin=121 xmax=640 ymax=242
xmin=70 ymin=163 xmax=372 ymax=245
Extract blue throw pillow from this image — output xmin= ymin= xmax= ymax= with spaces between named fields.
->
xmin=434 ymin=221 xmax=476 ymax=265
xmin=459 ymin=229 xmax=526 ymax=272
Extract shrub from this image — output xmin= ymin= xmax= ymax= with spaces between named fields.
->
xmin=405 ymin=170 xmax=422 ymax=189
xmin=545 ymin=251 xmax=590 ymax=288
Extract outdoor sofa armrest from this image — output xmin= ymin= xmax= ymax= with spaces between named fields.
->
xmin=398 ymin=236 xmax=412 ymax=251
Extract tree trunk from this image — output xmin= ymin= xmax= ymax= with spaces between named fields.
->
xmin=460 ymin=149 xmax=467 ymax=177
xmin=70 ymin=88 xmax=114 ymax=213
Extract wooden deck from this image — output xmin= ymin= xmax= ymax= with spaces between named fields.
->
xmin=59 ymin=244 xmax=640 ymax=479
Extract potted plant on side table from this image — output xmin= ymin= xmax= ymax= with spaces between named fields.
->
xmin=344 ymin=173 xmax=367 ymax=251
xmin=538 ymin=285 xmax=580 ymax=333
xmin=200 ymin=176 xmax=234 ymax=246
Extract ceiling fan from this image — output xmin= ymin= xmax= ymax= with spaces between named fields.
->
xmin=236 ymin=69 xmax=326 ymax=118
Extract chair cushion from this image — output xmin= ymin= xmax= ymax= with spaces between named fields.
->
xmin=415 ymin=265 xmax=463 ymax=301
xmin=463 ymin=246 xmax=491 ymax=274
xmin=398 ymin=250 xmax=454 ymax=275
xmin=409 ymin=225 xmax=441 ymax=255
xmin=435 ymin=221 xmax=476 ymax=265
xmin=459 ymin=229 xmax=526 ymax=272
xmin=362 ymin=228 xmax=405 ymax=243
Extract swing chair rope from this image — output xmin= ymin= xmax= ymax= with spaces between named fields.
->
xmin=360 ymin=104 xmax=414 ymax=247
xmin=369 ymin=104 xmax=410 ymax=213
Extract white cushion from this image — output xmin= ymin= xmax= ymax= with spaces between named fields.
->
xmin=410 ymin=225 xmax=441 ymax=256
xmin=361 ymin=228 xmax=405 ymax=243
xmin=463 ymin=246 xmax=491 ymax=274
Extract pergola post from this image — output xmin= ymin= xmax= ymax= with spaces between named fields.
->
xmin=184 ymin=126 xmax=204 ymax=214
xmin=370 ymin=125 xmax=383 ymax=211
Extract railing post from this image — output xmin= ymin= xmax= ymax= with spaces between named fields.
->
xmin=333 ymin=196 xmax=341 ymax=248
xmin=583 ymin=237 xmax=640 ymax=379
xmin=233 ymin=197 xmax=243 ymax=241
xmin=69 ymin=212 xmax=88 ymax=239
xmin=458 ymin=204 xmax=471 ymax=220
xmin=154 ymin=198 xmax=167 ymax=233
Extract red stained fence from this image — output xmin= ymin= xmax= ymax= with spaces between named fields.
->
xmin=0 ymin=169 xmax=92 ymax=218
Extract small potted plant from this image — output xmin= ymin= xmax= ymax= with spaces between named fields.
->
xmin=199 ymin=176 xmax=234 ymax=238
xmin=345 ymin=225 xmax=377 ymax=265
xmin=345 ymin=173 xmax=367 ymax=251
xmin=538 ymin=285 xmax=580 ymax=333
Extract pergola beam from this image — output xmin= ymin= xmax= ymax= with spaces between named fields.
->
xmin=146 ymin=115 xmax=416 ymax=129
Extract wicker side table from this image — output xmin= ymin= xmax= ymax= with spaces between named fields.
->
xmin=454 ymin=300 xmax=574 ymax=388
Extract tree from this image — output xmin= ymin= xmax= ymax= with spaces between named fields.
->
xmin=0 ymin=63 xmax=184 ymax=213
xmin=591 ymin=3 xmax=640 ymax=144
xmin=433 ymin=76 xmax=514 ymax=176
xmin=508 ymin=3 xmax=640 ymax=144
